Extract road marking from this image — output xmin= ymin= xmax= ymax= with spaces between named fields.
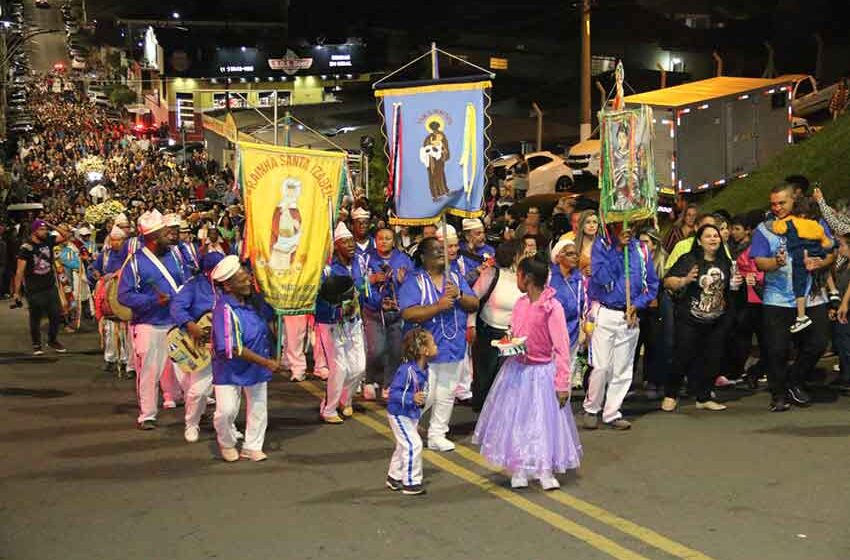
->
xmin=300 ymin=380 xmax=716 ymax=560
xmin=298 ymin=381 xmax=649 ymax=560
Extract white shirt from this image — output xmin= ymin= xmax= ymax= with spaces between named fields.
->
xmin=471 ymin=267 xmax=523 ymax=330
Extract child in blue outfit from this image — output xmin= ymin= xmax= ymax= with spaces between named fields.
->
xmin=386 ymin=327 xmax=438 ymax=496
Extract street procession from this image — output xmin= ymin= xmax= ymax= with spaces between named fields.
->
xmin=2 ymin=0 xmax=850 ymax=558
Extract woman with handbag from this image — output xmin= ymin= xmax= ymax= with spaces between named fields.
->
xmin=469 ymin=241 xmax=523 ymax=412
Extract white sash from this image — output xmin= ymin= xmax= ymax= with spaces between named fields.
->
xmin=141 ymin=247 xmax=180 ymax=293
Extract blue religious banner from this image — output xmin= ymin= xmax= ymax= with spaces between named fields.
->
xmin=375 ymin=79 xmax=491 ymax=225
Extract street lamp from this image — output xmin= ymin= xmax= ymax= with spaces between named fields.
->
xmin=172 ymin=12 xmax=180 ymax=19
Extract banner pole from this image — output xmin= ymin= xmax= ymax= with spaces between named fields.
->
xmin=431 ymin=42 xmax=439 ymax=80
xmin=441 ymin=219 xmax=450 ymax=280
xmin=623 ymin=219 xmax=631 ymax=313
xmin=276 ymin=312 xmax=283 ymax=361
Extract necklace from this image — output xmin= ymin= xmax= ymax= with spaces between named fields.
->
xmin=426 ymin=270 xmax=459 ymax=340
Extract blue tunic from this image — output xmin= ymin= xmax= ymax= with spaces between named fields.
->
xmin=387 ymin=361 xmax=429 ymax=420
xmin=398 ymin=269 xmax=473 ymax=364
xmin=588 ymin=237 xmax=659 ymax=311
xmin=364 ymin=249 xmax=412 ymax=312
xmin=170 ymin=275 xmax=215 ymax=327
xmin=211 ymin=292 xmax=274 ymax=386
xmin=549 ymin=264 xmax=583 ymax=352
xmin=117 ymin=248 xmax=186 ymax=326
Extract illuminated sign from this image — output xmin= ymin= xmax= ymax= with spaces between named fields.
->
xmin=268 ymin=49 xmax=313 ymax=75
xmin=218 ymin=65 xmax=255 ymax=73
xmin=329 ymin=54 xmax=352 ymax=67
xmin=489 ymin=57 xmax=508 ymax=70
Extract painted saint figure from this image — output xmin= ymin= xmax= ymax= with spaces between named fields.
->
xmin=611 ymin=122 xmax=641 ymax=212
xmin=420 ymin=119 xmax=451 ymax=201
xmin=269 ymin=178 xmax=303 ymax=271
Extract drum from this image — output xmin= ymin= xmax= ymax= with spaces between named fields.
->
xmin=105 ymin=273 xmax=132 ymax=321
xmin=167 ymin=312 xmax=213 ymax=374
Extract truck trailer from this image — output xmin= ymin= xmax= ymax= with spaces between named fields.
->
xmin=567 ymin=76 xmax=796 ymax=195
xmin=625 ymin=76 xmax=795 ymax=194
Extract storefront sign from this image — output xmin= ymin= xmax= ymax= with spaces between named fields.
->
xmin=268 ymin=50 xmax=314 ymax=75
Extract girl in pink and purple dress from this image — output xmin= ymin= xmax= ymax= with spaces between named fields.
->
xmin=473 ymin=256 xmax=582 ymax=490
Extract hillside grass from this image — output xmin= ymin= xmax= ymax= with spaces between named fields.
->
xmin=703 ymin=112 xmax=850 ymax=212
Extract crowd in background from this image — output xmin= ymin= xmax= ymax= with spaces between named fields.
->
xmin=3 ymin=76 xmax=850 ymax=485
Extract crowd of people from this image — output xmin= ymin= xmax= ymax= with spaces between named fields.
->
xmin=4 ymin=78 xmax=850 ymax=496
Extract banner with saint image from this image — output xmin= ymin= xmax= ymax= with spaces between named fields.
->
xmin=238 ymin=142 xmax=346 ymax=314
xmin=598 ymin=106 xmax=657 ymax=223
xmin=376 ymin=79 xmax=491 ymax=224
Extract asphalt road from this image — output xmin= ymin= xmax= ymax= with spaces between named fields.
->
xmin=0 ymin=304 xmax=849 ymax=560
xmin=23 ymin=0 xmax=67 ymax=74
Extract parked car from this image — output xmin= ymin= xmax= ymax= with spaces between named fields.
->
xmin=35 ymin=0 xmax=51 ymax=8
xmin=71 ymin=57 xmax=86 ymax=70
xmin=565 ymin=138 xmax=602 ymax=184
xmin=492 ymin=151 xmax=573 ymax=197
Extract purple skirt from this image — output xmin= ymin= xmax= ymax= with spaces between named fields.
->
xmin=472 ymin=358 xmax=582 ymax=477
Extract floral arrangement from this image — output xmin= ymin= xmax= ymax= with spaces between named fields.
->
xmin=75 ymin=155 xmax=106 ymax=175
xmin=84 ymin=200 xmax=126 ymax=225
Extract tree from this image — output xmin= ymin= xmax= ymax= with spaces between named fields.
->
xmin=108 ymin=85 xmax=136 ymax=109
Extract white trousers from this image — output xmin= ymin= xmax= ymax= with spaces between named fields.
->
xmin=132 ymin=324 xmax=180 ymax=423
xmin=316 ymin=320 xmax=366 ymax=417
xmin=583 ymin=306 xmax=640 ymax=423
xmin=281 ymin=314 xmax=308 ymax=377
xmin=214 ymin=383 xmax=268 ymax=451
xmin=454 ymin=347 xmax=474 ymax=400
xmin=173 ymin=362 xmax=213 ymax=430
xmin=103 ymin=320 xmax=129 ymax=365
xmin=425 ymin=360 xmax=462 ymax=441
xmin=388 ymin=415 xmax=423 ymax=486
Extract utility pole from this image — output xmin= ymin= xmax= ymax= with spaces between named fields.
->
xmin=273 ymin=90 xmax=279 ymax=146
xmin=580 ymin=0 xmax=592 ymax=141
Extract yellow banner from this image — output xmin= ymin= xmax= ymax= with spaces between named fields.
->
xmin=239 ymin=141 xmax=345 ymax=313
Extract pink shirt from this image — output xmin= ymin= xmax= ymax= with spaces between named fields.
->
xmin=510 ymin=287 xmax=572 ymax=391
xmin=736 ymin=246 xmax=764 ymax=304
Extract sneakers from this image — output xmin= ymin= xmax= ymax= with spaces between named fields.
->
xmin=539 ymin=473 xmax=561 ymax=491
xmin=582 ymin=412 xmax=599 ymax=430
xmin=184 ymin=426 xmax=200 ymax=443
xmin=695 ymin=400 xmax=727 ymax=411
xmin=290 ymin=372 xmax=306 ymax=382
xmin=47 ymin=341 xmax=67 ymax=353
xmin=786 ymin=386 xmax=811 ymax=406
xmin=138 ymin=420 xmax=156 ymax=430
xmin=829 ymin=290 xmax=842 ymax=307
xmin=103 ymin=362 xmax=117 ymax=372
xmin=220 ymin=447 xmax=239 ymax=462
xmin=790 ymin=315 xmax=812 ymax=333
xmin=661 ymin=397 xmax=678 ymax=412
xmin=402 ymin=484 xmax=426 ymax=496
xmin=510 ymin=473 xmax=529 ymax=489
xmin=32 ymin=345 xmax=44 ymax=356
xmin=312 ymin=369 xmax=329 ymax=380
xmin=604 ymin=418 xmax=632 ymax=430
xmin=769 ymin=398 xmax=791 ymax=412
xmin=163 ymin=400 xmax=177 ymax=409
xmin=340 ymin=406 xmax=354 ymax=418
xmin=362 ymin=383 xmax=377 ymax=401
xmin=240 ymin=449 xmax=268 ymax=462
xmin=427 ymin=437 xmax=455 ymax=452
xmin=386 ymin=476 xmax=403 ymax=491
xmin=322 ymin=414 xmax=344 ymax=424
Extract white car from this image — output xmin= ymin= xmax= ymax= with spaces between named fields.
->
xmin=494 ymin=151 xmax=573 ymax=196
xmin=566 ymin=138 xmax=602 ymax=181
xmin=71 ymin=56 xmax=86 ymax=70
